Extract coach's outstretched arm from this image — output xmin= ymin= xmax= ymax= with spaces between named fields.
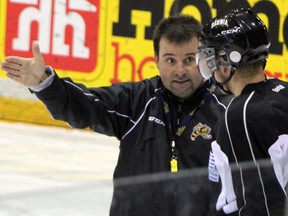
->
xmin=1 ymin=41 xmax=46 ymax=87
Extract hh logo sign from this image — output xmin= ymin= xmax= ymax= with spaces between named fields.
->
xmin=5 ymin=0 xmax=100 ymax=73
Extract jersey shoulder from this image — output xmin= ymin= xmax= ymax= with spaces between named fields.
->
xmin=266 ymin=78 xmax=288 ymax=94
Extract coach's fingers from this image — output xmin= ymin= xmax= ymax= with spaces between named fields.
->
xmin=1 ymin=60 xmax=22 ymax=71
xmin=32 ymin=41 xmax=44 ymax=63
xmin=2 ymin=56 xmax=25 ymax=66
xmin=6 ymin=72 xmax=21 ymax=82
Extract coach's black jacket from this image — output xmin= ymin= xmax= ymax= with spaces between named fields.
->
xmin=34 ymin=73 xmax=231 ymax=216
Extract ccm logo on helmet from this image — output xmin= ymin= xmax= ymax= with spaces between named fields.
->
xmin=221 ymin=27 xmax=241 ymax=35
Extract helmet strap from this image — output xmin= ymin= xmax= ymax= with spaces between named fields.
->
xmin=212 ymin=67 xmax=236 ymax=94
xmin=219 ymin=66 xmax=235 ymax=85
xmin=263 ymin=59 xmax=267 ymax=70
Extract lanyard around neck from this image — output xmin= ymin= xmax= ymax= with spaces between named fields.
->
xmin=162 ymin=95 xmax=204 ymax=172
xmin=163 ymin=97 xmax=203 ymax=140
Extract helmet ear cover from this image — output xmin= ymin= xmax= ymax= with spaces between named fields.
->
xmin=199 ymin=8 xmax=270 ymax=69
xmin=196 ymin=47 xmax=231 ymax=80
xmin=217 ymin=50 xmax=232 ymax=67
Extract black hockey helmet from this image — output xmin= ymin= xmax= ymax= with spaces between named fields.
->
xmin=196 ymin=8 xmax=270 ymax=80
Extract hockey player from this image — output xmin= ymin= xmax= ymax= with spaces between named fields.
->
xmin=197 ymin=8 xmax=288 ymax=216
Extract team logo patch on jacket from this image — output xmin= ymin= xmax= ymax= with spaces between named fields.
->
xmin=191 ymin=123 xmax=212 ymax=141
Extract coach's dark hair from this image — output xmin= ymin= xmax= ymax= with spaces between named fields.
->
xmin=153 ymin=14 xmax=202 ymax=57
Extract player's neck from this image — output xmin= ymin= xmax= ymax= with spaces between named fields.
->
xmin=229 ymin=72 xmax=266 ymax=96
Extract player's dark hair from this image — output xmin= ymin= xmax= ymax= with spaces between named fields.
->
xmin=153 ymin=14 xmax=202 ymax=57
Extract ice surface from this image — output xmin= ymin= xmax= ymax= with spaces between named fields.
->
xmin=0 ymin=121 xmax=119 ymax=216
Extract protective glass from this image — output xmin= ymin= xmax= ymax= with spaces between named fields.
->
xmin=196 ymin=47 xmax=218 ymax=80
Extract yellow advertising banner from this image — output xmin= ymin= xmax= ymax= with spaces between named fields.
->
xmin=0 ymin=0 xmax=287 ymax=126
xmin=0 ymin=0 xmax=287 ymax=86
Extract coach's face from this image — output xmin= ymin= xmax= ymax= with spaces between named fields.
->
xmin=156 ymin=37 xmax=204 ymax=100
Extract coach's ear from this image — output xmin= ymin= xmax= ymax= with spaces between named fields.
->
xmin=154 ymin=54 xmax=159 ymax=62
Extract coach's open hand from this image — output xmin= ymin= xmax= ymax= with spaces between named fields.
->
xmin=1 ymin=41 xmax=46 ymax=87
